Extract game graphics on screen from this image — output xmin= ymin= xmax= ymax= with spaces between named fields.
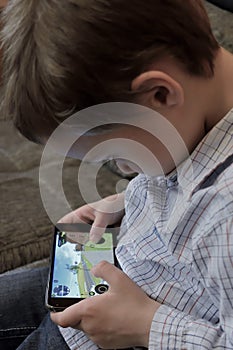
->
xmin=51 ymin=231 xmax=114 ymax=299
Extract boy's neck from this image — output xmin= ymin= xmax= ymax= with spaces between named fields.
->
xmin=204 ymin=47 xmax=233 ymax=131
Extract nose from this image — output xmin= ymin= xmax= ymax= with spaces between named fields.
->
xmin=115 ymin=160 xmax=139 ymax=174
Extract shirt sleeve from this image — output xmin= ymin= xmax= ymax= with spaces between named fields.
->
xmin=149 ymin=217 xmax=233 ymax=350
xmin=59 ymin=326 xmax=101 ymax=350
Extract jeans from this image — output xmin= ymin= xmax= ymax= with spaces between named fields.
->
xmin=0 ymin=266 xmax=69 ymax=350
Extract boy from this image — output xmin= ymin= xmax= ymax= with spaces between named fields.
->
xmin=0 ymin=0 xmax=233 ymax=349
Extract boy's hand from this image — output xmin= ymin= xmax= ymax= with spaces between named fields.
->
xmin=58 ymin=193 xmax=125 ymax=243
xmin=51 ymin=261 xmax=160 ymax=349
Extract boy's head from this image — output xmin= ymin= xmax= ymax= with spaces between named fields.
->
xmin=0 ymin=0 xmax=219 ymax=144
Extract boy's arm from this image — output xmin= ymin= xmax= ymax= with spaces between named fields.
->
xmin=150 ymin=304 xmax=232 ymax=349
xmin=149 ymin=217 xmax=233 ymax=349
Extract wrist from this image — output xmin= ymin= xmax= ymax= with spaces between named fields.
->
xmin=137 ymin=299 xmax=160 ymax=347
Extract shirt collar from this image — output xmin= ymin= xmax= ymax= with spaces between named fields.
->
xmin=177 ymin=108 xmax=233 ymax=197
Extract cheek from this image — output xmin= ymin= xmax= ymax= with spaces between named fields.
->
xmin=68 ymin=137 xmax=98 ymax=160
xmin=67 ymin=147 xmax=86 ymax=160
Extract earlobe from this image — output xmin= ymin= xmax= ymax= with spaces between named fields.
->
xmin=131 ymin=71 xmax=184 ymax=109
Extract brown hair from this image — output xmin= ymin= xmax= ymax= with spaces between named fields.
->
xmin=0 ymin=0 xmax=219 ymax=141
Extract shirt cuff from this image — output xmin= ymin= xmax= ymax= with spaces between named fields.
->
xmin=59 ymin=326 xmax=99 ymax=350
xmin=149 ymin=304 xmax=188 ymax=350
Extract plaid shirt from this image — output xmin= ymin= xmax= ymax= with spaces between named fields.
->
xmin=60 ymin=108 xmax=233 ymax=349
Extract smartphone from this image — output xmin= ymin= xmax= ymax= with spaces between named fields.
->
xmin=46 ymin=223 xmax=119 ymax=311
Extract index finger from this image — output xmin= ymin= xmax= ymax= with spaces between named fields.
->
xmin=58 ymin=210 xmax=92 ymax=225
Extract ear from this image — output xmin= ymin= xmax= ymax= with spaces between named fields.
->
xmin=0 ymin=0 xmax=8 ymax=8
xmin=131 ymin=71 xmax=184 ymax=109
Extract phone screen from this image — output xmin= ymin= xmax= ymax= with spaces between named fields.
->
xmin=46 ymin=224 xmax=117 ymax=311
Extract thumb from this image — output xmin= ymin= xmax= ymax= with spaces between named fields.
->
xmin=50 ymin=302 xmax=83 ymax=328
xmin=91 ymin=261 xmax=131 ymax=292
